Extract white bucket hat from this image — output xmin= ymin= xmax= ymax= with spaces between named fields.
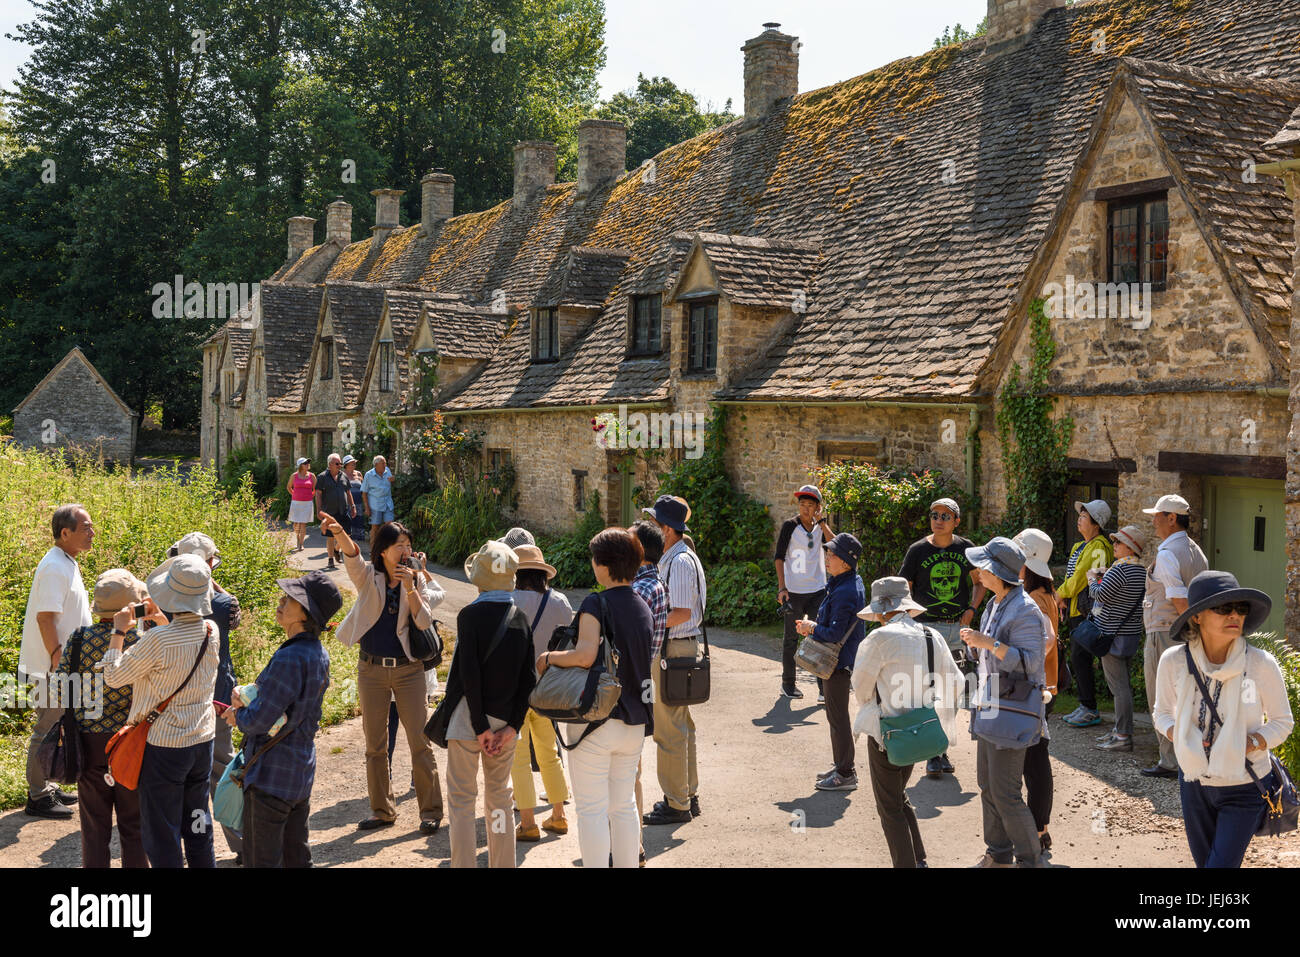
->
xmin=146 ymin=554 xmax=213 ymax=616
xmin=1013 ymin=528 xmax=1053 ymax=579
xmin=1074 ymin=499 xmax=1112 ymax=529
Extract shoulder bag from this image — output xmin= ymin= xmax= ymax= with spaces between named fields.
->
xmin=38 ymin=629 xmax=86 ymax=786
xmin=660 ymin=555 xmax=711 ymax=706
xmin=213 ymin=699 xmax=313 ymax=832
xmin=1070 ymin=581 xmax=1141 ymax=658
xmin=795 ymin=584 xmax=854 ymax=681
xmin=105 ymin=621 xmax=213 ymax=790
xmin=876 ymin=626 xmax=950 ymax=767
xmin=969 ymin=600 xmax=1043 ymax=749
xmin=528 ymin=592 xmax=622 ymax=748
xmin=1183 ymin=644 xmax=1298 ymax=837
xmin=423 ymin=601 xmax=518 ymax=749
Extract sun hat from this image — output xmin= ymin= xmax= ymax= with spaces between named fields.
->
xmin=465 ymin=540 xmax=518 ymax=592
xmin=512 ymin=544 xmax=556 ymax=580
xmin=642 ymin=494 xmax=690 ymax=533
xmin=277 ymin=570 xmax=344 ymax=631
xmin=1141 ymin=494 xmax=1190 ymax=516
xmin=500 ymin=527 xmax=536 ymax=549
xmin=1012 ymin=528 xmax=1053 ymax=579
xmin=965 ymin=537 xmax=1025 ymax=584
xmin=823 ymin=532 xmax=863 ymax=568
xmin=1110 ymin=525 xmax=1147 ymax=556
xmin=857 ymin=576 xmax=926 ymax=621
xmin=1168 ymin=570 xmax=1271 ymax=641
xmin=146 ymin=555 xmax=213 ymax=616
xmin=91 ymin=569 xmax=147 ymax=616
xmin=930 ymin=497 xmax=961 ymax=519
xmin=792 ymin=484 xmax=822 ymax=503
xmin=341 ymin=454 xmax=357 ymax=466
xmin=172 ymin=531 xmax=220 ymax=568
xmin=1074 ymin=499 xmax=1112 ymax=529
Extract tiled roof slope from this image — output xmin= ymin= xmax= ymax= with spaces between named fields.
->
xmin=321 ymin=0 xmax=1300 ymax=408
xmin=539 ymin=246 xmax=632 ymax=308
xmin=227 ymin=328 xmax=252 ymax=371
xmin=269 ymin=242 xmax=345 ymax=284
xmin=424 ymin=300 xmax=507 ymax=359
xmin=677 ymin=233 xmax=821 ymax=308
xmin=261 ymin=283 xmax=325 ymax=412
xmin=1123 ymin=59 xmax=1300 ymax=363
xmin=320 ymin=282 xmax=386 ymax=407
xmin=1264 ymin=105 xmax=1300 ymax=151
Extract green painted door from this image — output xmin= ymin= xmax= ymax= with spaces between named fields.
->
xmin=1204 ymin=477 xmax=1285 ymax=639
xmin=619 ymin=459 xmax=635 ymax=527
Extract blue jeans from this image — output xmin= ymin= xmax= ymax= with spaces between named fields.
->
xmin=138 ymin=740 xmax=216 ymax=868
xmin=1179 ymin=770 xmax=1272 ymax=868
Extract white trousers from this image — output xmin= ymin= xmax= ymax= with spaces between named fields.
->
xmin=567 ymin=718 xmax=645 ymax=868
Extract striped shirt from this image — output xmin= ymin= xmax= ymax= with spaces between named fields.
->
xmin=658 ymin=541 xmax=706 ymax=641
xmin=1087 ymin=558 xmax=1146 ymax=639
xmin=101 ymin=614 xmax=218 ymax=748
xmin=631 ymin=563 xmax=670 ymax=659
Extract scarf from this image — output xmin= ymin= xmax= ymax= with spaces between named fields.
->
xmin=1173 ymin=638 xmax=1248 ymax=782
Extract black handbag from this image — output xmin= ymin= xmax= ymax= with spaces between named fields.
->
xmin=38 ymin=630 xmax=85 ymax=786
xmin=1184 ymin=644 xmax=1298 ymax=837
xmin=406 ymin=615 xmax=444 ymax=669
xmin=660 ymin=554 xmax=710 ymax=706
xmin=424 ymin=601 xmax=516 ymax=748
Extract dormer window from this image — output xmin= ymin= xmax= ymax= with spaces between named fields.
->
xmin=378 ymin=340 xmax=395 ymax=392
xmin=319 ymin=338 xmax=334 ymax=380
xmin=687 ymin=300 xmax=718 ymax=372
xmin=1108 ymin=193 xmax=1169 ymax=291
xmin=629 ymin=294 xmax=662 ymax=356
xmin=533 ymin=307 xmax=559 ymax=362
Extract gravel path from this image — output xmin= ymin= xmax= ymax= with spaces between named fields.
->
xmin=3 ymin=526 xmax=1295 ymax=867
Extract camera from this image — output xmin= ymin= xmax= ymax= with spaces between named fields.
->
xmin=132 ymin=603 xmax=148 ymax=618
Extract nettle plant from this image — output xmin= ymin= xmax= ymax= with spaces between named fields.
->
xmin=995 ymin=297 xmax=1074 ymax=555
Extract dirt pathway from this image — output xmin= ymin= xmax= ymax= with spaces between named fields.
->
xmin=3 ymin=528 xmax=1295 ymax=867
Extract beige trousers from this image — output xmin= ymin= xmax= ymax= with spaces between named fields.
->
xmin=652 ymin=638 xmax=699 ymax=811
xmin=446 ymin=737 xmax=516 ymax=868
xmin=358 ymin=658 xmax=443 ymax=822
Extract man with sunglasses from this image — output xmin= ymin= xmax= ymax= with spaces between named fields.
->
xmin=774 ymin=485 xmax=834 ymax=700
xmin=1139 ymin=494 xmax=1208 ymax=779
xmin=898 ymin=497 xmax=986 ymax=776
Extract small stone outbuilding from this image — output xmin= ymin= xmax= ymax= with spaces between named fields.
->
xmin=12 ymin=347 xmax=138 ymax=462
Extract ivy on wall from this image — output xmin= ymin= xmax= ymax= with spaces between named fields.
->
xmin=995 ymin=298 xmax=1074 ymax=555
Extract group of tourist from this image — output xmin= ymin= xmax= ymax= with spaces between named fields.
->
xmin=16 ymin=478 xmax=1294 ymax=869
xmin=286 ymin=453 xmax=396 ymax=557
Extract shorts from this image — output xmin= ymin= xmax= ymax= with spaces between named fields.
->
xmin=369 ymin=506 xmax=395 ymax=526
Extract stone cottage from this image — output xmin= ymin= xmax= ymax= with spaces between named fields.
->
xmin=13 ymin=346 xmax=138 ymax=462
xmin=201 ymin=0 xmax=1300 ymax=639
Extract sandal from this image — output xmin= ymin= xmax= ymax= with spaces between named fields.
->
xmin=516 ymin=823 xmax=541 ymax=842
xmin=541 ymin=817 xmax=568 ymax=835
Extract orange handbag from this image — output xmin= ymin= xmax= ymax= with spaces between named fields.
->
xmin=105 ymin=625 xmax=211 ymax=790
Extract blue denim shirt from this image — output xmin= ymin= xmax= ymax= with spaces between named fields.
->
xmin=812 ymin=569 xmax=867 ymax=671
xmin=235 ymin=632 xmax=331 ymax=802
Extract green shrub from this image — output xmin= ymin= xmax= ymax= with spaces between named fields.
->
xmin=813 ymin=462 xmax=969 ymax=582
xmin=0 ymin=439 xmax=363 ymax=809
xmin=219 ymin=443 xmax=278 ymax=500
xmin=1248 ymin=632 xmax=1300 ymax=775
xmin=539 ymin=492 xmax=606 ymax=590
xmin=705 ymin=562 xmax=781 ymax=629
xmin=653 ymin=406 xmax=771 ymax=566
xmin=408 ymin=471 xmax=512 ymax=567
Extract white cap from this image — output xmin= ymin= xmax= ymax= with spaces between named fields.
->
xmin=296 ymin=457 xmax=310 ymax=467
xmin=1013 ymin=528 xmax=1053 ymax=579
xmin=1074 ymin=499 xmax=1112 ymax=529
xmin=1142 ymin=493 xmax=1190 ymax=516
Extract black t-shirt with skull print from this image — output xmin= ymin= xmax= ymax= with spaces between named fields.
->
xmin=898 ymin=535 xmax=975 ymax=621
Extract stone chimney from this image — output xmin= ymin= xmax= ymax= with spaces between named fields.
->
xmin=577 ymin=120 xmax=626 ymax=195
xmin=742 ymin=23 xmax=799 ymax=120
xmin=421 ymin=172 xmax=455 ymax=232
xmin=514 ymin=141 xmax=557 ymax=203
xmin=325 ymin=197 xmax=352 ymax=245
xmin=370 ymin=188 xmax=405 ymax=247
xmin=984 ymin=0 xmax=1067 ymax=49
xmin=286 ymin=216 xmax=315 ymax=262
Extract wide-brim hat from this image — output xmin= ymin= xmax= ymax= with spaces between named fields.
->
xmin=465 ymin=540 xmax=518 ymax=592
xmin=642 ymin=494 xmax=690 ymax=533
xmin=146 ymin=555 xmax=213 ymax=616
xmin=965 ymin=537 xmax=1025 ymax=584
xmin=277 ymin=570 xmax=343 ymax=631
xmin=857 ymin=576 xmax=926 ymax=621
xmin=1169 ymin=570 xmax=1272 ymax=641
xmin=92 ymin=569 xmax=148 ymax=615
xmin=512 ymin=544 xmax=556 ymax=579
xmin=1110 ymin=525 xmax=1146 ymax=556
xmin=1074 ymin=499 xmax=1112 ymax=529
xmin=172 ymin=531 xmax=220 ymax=568
xmin=1012 ymin=528 xmax=1053 ymax=579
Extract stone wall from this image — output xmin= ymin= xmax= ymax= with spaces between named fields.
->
xmin=985 ymin=0 xmax=1065 ymax=47
xmin=1287 ymin=171 xmax=1300 ymax=645
xmin=14 ymin=359 xmax=135 ymax=462
xmin=200 ymin=342 xmax=220 ymax=463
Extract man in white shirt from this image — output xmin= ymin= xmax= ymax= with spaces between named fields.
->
xmin=20 ymin=504 xmax=95 ymax=817
xmin=1139 ymin=493 xmax=1208 ymax=779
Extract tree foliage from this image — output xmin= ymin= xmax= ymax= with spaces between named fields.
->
xmin=595 ymin=73 xmax=735 ymax=169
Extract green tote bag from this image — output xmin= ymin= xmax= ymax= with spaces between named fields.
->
xmin=876 ymin=626 xmax=949 ymax=767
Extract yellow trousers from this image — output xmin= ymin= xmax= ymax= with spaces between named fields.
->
xmin=509 ymin=709 xmax=570 ymax=811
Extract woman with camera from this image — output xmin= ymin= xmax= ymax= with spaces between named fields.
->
xmin=318 ymin=512 xmax=446 ymax=835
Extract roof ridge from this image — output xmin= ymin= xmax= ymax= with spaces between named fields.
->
xmin=1120 ymin=56 xmax=1300 ymax=97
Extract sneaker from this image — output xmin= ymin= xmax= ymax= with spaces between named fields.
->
xmin=642 ymin=803 xmax=692 ymax=825
xmin=24 ymin=794 xmax=73 ymax=819
xmin=780 ymin=685 xmax=804 ymax=699
xmin=815 ymin=771 xmax=858 ymax=791
xmin=925 ymin=757 xmax=943 ymax=778
xmin=970 ymin=853 xmax=1015 ymax=868
xmin=1095 ymin=729 xmax=1116 ymax=743
xmin=816 ymin=693 xmax=825 ymax=705
xmin=1062 ymin=705 xmax=1086 ymax=724
xmin=816 ymin=766 xmax=837 ymax=781
xmin=53 ymin=788 xmax=78 ymax=806
xmin=1062 ymin=708 xmax=1101 ymax=728
xmin=1095 ymin=734 xmax=1133 ymax=752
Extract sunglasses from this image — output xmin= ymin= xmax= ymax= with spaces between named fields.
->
xmin=1206 ymin=602 xmax=1251 ymax=618
xmin=929 ymin=512 xmax=956 ymax=522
